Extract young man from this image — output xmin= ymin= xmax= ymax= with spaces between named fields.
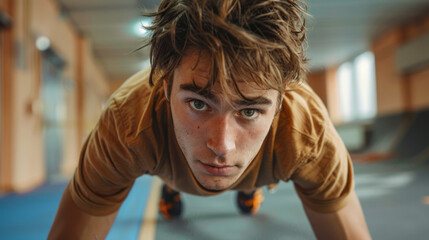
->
xmin=48 ymin=0 xmax=371 ymax=239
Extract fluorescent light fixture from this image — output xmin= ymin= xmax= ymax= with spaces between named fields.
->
xmin=36 ymin=36 xmax=50 ymax=51
xmin=134 ymin=18 xmax=152 ymax=37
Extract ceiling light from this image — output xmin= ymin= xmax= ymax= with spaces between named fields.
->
xmin=134 ymin=19 xmax=152 ymax=37
xmin=36 ymin=36 xmax=50 ymax=51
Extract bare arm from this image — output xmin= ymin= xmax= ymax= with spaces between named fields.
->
xmin=47 ymin=185 xmax=118 ymax=240
xmin=303 ymin=191 xmax=371 ymax=240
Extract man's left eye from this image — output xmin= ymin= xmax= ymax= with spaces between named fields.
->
xmin=240 ymin=109 xmax=259 ymax=119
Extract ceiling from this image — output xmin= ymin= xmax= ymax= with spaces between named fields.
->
xmin=56 ymin=0 xmax=429 ymax=81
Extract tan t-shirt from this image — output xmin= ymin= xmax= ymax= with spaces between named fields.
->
xmin=69 ymin=69 xmax=354 ymax=216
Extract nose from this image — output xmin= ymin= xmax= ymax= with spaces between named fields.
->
xmin=206 ymin=114 xmax=236 ymax=157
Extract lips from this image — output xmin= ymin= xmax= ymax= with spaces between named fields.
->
xmin=198 ymin=161 xmax=235 ymax=176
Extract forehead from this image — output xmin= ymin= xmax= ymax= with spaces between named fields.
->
xmin=174 ymin=49 xmax=276 ymax=99
xmin=178 ymin=49 xmax=211 ymax=80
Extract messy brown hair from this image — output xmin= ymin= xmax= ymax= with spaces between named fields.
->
xmin=144 ymin=0 xmax=308 ymax=100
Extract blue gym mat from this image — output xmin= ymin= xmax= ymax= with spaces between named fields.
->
xmin=0 ymin=175 xmax=152 ymax=240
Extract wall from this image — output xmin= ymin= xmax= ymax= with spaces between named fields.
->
xmin=409 ymin=68 xmax=429 ymax=110
xmin=0 ymin=0 xmax=109 ymax=192
xmin=82 ymin=39 xmax=109 ymax=136
xmin=0 ymin=0 xmax=14 ymax=191
xmin=372 ymin=15 xmax=429 ymax=115
xmin=307 ymin=67 xmax=341 ymax=124
xmin=30 ymin=0 xmax=80 ymax=179
xmin=372 ymin=29 xmax=406 ymax=115
xmin=307 ymin=70 xmax=328 ymax=106
xmin=308 ymin=14 xmax=429 ymax=123
xmin=404 ymin=16 xmax=429 ymax=111
xmin=11 ymin=0 xmax=45 ymax=191
xmin=62 ymin=38 xmax=109 ymax=176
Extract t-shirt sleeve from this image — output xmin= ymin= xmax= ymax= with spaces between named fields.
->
xmin=69 ymin=99 xmax=142 ymax=216
xmin=291 ymin=120 xmax=354 ymax=213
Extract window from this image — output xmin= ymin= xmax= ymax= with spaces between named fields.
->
xmin=336 ymin=51 xmax=377 ymax=122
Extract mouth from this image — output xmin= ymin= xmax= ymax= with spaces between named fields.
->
xmin=198 ymin=160 xmax=236 ymax=176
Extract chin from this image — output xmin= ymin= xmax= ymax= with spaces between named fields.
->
xmin=196 ymin=176 xmax=235 ymax=191
xmin=201 ymin=183 xmax=228 ymax=191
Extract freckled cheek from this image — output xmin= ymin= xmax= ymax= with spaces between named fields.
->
xmin=176 ymin=112 xmax=205 ymax=140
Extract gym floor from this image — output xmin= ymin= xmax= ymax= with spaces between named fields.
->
xmin=1 ymin=156 xmax=428 ymax=240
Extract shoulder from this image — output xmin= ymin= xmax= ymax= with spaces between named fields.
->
xmin=274 ymin=83 xmax=331 ymax=179
xmin=106 ymin=68 xmax=167 ymax=141
xmin=110 ymin=68 xmax=155 ymax=113
xmin=96 ymin=68 xmax=169 ymax=172
xmin=281 ymin=83 xmax=329 ymax=140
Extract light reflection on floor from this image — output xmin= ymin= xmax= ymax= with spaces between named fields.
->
xmin=355 ymin=171 xmax=416 ymax=199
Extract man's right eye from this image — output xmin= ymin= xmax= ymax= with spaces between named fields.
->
xmin=189 ymin=99 xmax=208 ymax=111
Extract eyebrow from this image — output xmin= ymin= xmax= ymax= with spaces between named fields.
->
xmin=179 ymin=83 xmax=218 ymax=102
xmin=179 ymin=83 xmax=273 ymax=107
xmin=234 ymin=97 xmax=273 ymax=107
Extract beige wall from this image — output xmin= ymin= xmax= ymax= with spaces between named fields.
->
xmin=308 ymin=14 xmax=429 ymax=122
xmin=372 ymin=29 xmax=407 ymax=115
xmin=63 ymin=38 xmax=109 ymax=175
xmin=1 ymin=0 xmax=15 ymax=191
xmin=404 ymin=17 xmax=429 ymax=111
xmin=372 ymin=15 xmax=429 ymax=115
xmin=307 ymin=70 xmax=328 ymax=106
xmin=307 ymin=67 xmax=341 ymax=124
xmin=82 ymin=39 xmax=109 ymax=135
xmin=409 ymin=68 xmax=429 ymax=110
xmin=9 ymin=0 xmax=46 ymax=192
xmin=0 ymin=0 xmax=109 ymax=192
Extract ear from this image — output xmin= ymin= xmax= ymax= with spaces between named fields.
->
xmin=163 ymin=79 xmax=170 ymax=102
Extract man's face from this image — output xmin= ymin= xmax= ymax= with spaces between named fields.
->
xmin=166 ymin=50 xmax=280 ymax=191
